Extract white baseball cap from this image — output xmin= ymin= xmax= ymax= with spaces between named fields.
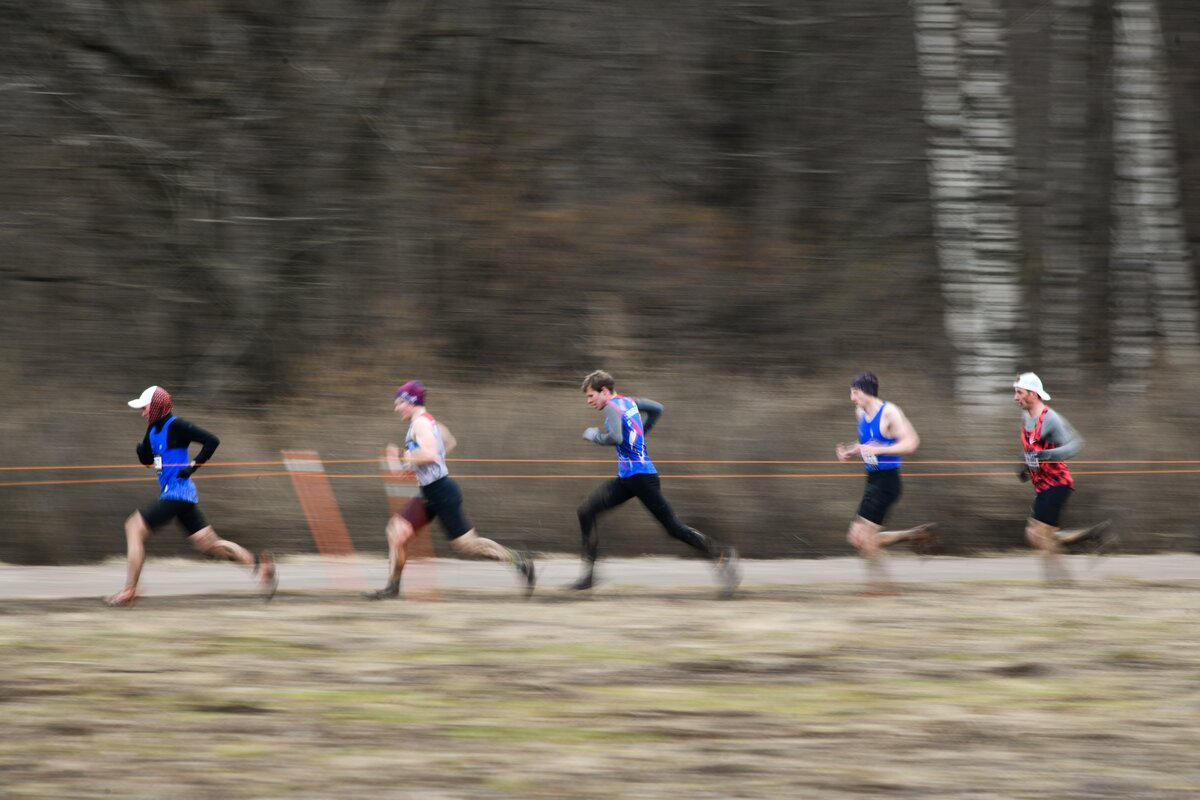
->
xmin=128 ymin=386 xmax=160 ymax=409
xmin=1012 ymin=373 xmax=1050 ymax=401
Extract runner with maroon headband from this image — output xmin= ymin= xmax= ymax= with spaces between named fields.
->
xmin=364 ymin=381 xmax=536 ymax=600
xmin=105 ymin=386 xmax=276 ymax=606
xmin=1013 ymin=373 xmax=1113 ymax=583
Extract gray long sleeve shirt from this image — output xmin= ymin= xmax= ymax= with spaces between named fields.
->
xmin=588 ymin=397 xmax=663 ymax=445
xmin=1022 ymin=408 xmax=1083 ymax=462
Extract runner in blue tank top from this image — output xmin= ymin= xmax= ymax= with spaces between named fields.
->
xmin=573 ymin=370 xmax=740 ymax=598
xmin=835 ymin=372 xmax=935 ymax=594
xmin=105 ymin=386 xmax=276 ymax=606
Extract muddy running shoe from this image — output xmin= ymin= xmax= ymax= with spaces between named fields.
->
xmin=514 ymin=552 xmax=537 ymax=598
xmin=104 ymin=586 xmax=138 ymax=607
xmin=715 ymin=546 xmax=741 ymax=599
xmin=254 ymin=550 xmax=278 ymax=602
xmin=363 ymin=580 xmax=401 ymax=600
xmin=909 ymin=523 xmax=939 ymax=558
xmin=565 ymin=564 xmax=595 ymax=591
xmin=1066 ymin=520 xmax=1117 ymax=557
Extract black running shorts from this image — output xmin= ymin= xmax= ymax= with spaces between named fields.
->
xmin=857 ymin=469 xmax=902 ymax=525
xmin=140 ymin=499 xmax=210 ymax=537
xmin=400 ymin=476 xmax=473 ymax=539
xmin=1031 ymin=485 xmax=1072 ymax=527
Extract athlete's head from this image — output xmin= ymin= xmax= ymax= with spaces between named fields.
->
xmin=850 ymin=372 xmax=879 ymax=398
xmin=1012 ymin=372 xmax=1050 ymax=410
xmin=395 ymin=380 xmax=426 ymax=418
xmin=128 ymin=385 xmax=173 ymax=423
xmin=581 ymin=370 xmax=615 ymax=410
xmin=849 ymin=372 xmax=879 ymax=411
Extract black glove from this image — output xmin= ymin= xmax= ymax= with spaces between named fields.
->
xmin=177 ymin=465 xmax=196 ymax=479
xmin=1016 ymin=466 xmax=1029 ymax=483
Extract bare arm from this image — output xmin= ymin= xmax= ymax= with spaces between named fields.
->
xmin=404 ymin=416 xmax=443 ymax=465
xmin=438 ymin=423 xmax=458 ymax=455
xmin=861 ymin=404 xmax=920 ymax=458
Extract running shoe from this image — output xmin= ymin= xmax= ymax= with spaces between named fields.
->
xmin=565 ymin=563 xmax=595 ymax=591
xmin=363 ymin=580 xmax=401 ymax=600
xmin=1068 ymin=520 xmax=1117 ymax=556
xmin=515 ymin=552 xmax=536 ymax=598
xmin=909 ymin=523 xmax=939 ymax=558
xmin=254 ymin=550 xmax=278 ymax=602
xmin=716 ymin=546 xmax=741 ymax=599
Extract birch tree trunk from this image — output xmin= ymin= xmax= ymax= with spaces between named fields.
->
xmin=914 ymin=0 xmax=1022 ymax=408
xmin=1040 ymin=0 xmax=1096 ymax=380
xmin=1110 ymin=0 xmax=1200 ymax=390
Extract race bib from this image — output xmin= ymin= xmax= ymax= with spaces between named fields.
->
xmin=862 ymin=451 xmax=879 ymax=468
xmin=1024 ymin=451 xmax=1040 ymax=469
xmin=153 ymin=455 xmax=163 ymax=475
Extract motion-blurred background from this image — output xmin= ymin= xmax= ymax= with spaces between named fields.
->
xmin=2 ymin=1 xmax=1198 ymax=564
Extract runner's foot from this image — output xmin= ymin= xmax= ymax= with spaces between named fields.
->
xmin=254 ymin=550 xmax=278 ymax=602
xmin=909 ymin=523 xmax=939 ymax=558
xmin=363 ymin=580 xmax=401 ymax=600
xmin=104 ymin=586 xmax=138 ymax=607
xmin=514 ymin=552 xmax=536 ymax=598
xmin=715 ymin=546 xmax=741 ymax=599
xmin=566 ymin=565 xmax=595 ymax=591
xmin=1065 ymin=520 xmax=1117 ymax=556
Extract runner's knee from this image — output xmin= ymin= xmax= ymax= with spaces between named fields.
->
xmin=188 ymin=527 xmax=218 ymax=553
xmin=448 ymin=531 xmax=495 ymax=558
xmin=125 ymin=512 xmax=149 ymax=539
xmin=387 ymin=515 xmax=414 ymax=545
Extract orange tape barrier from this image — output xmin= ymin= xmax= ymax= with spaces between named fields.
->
xmin=6 ymin=457 xmax=1200 ymax=472
xmin=5 ymin=467 xmax=1200 ymax=489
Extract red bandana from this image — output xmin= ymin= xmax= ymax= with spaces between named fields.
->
xmin=147 ymin=388 xmax=173 ymax=424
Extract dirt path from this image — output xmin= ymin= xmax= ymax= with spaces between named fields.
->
xmin=1 ymin=553 xmax=1196 ymax=601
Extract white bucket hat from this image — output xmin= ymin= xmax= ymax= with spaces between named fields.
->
xmin=128 ymin=386 xmax=160 ymax=409
xmin=1012 ymin=372 xmax=1050 ymax=401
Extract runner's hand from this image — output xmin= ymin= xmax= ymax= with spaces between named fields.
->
xmin=177 ymin=465 xmax=195 ymax=479
xmin=583 ymin=427 xmax=600 ymax=443
xmin=1016 ymin=466 xmax=1030 ymax=482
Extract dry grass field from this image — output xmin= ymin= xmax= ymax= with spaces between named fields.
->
xmin=1 ymin=579 xmax=1198 ymax=799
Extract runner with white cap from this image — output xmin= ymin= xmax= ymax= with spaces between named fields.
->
xmin=105 ymin=386 xmax=276 ymax=606
xmin=1012 ymin=372 xmax=1112 ymax=583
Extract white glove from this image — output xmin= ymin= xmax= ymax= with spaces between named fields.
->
xmin=583 ymin=427 xmax=600 ymax=442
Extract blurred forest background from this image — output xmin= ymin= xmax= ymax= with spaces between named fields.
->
xmin=2 ymin=0 xmax=1199 ymax=564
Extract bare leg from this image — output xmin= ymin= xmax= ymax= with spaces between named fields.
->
xmin=1056 ymin=520 xmax=1112 ymax=546
xmin=189 ymin=526 xmax=276 ymax=600
xmin=188 ymin=526 xmax=255 ymax=567
xmin=387 ymin=514 xmax=417 ymax=583
xmin=848 ymin=517 xmax=892 ymax=593
xmin=1026 ymin=518 xmax=1070 ymax=583
xmin=876 ymin=522 xmax=937 ymax=548
xmin=448 ymin=529 xmax=511 ymax=561
xmin=106 ymin=512 xmax=151 ymax=605
xmin=450 ymin=531 xmax=536 ymax=596
xmin=365 ymin=514 xmax=418 ymax=599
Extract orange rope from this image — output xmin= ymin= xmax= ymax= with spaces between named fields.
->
xmin=4 ymin=457 xmax=1200 ymax=472
xmin=5 ymin=467 xmax=1200 ymax=489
